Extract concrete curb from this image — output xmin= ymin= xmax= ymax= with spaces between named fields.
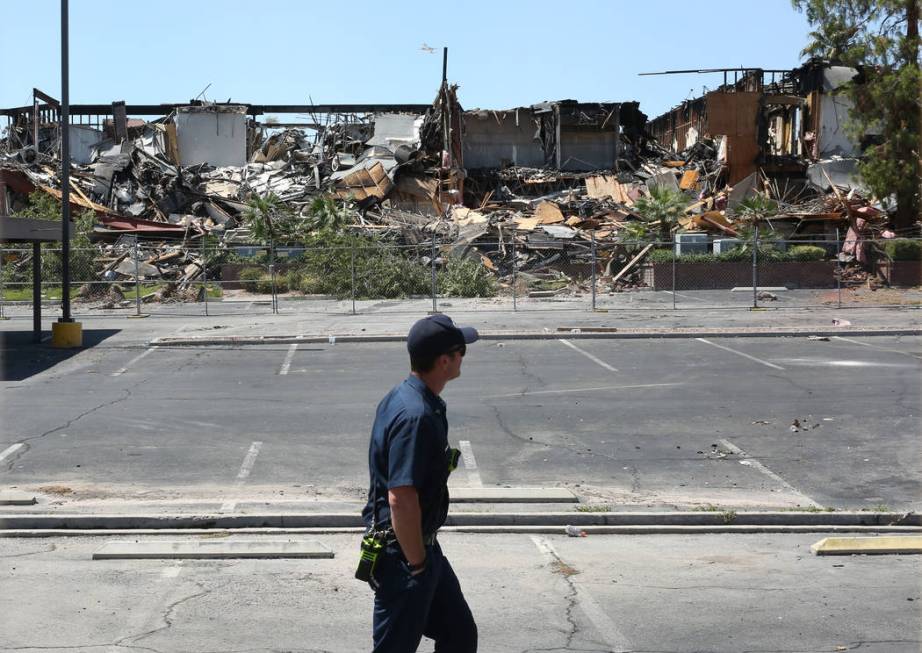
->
xmin=1 ymin=511 xmax=916 ymax=531
xmin=150 ymin=327 xmax=922 ymax=347
xmin=2 ymin=525 xmax=921 ymax=538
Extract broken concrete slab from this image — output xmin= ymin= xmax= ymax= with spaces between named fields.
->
xmin=92 ymin=539 xmax=334 ymax=560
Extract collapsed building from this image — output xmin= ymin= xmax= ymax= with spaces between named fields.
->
xmin=646 ymin=61 xmax=871 ymax=188
xmin=0 ymin=65 xmax=910 ymax=304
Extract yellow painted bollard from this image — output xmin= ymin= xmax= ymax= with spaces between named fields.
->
xmin=51 ymin=321 xmax=83 ymax=348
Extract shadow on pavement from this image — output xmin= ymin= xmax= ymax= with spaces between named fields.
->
xmin=0 ymin=329 xmax=120 ymax=381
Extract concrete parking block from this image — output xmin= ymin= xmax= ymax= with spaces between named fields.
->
xmin=449 ymin=488 xmax=578 ymax=503
xmin=811 ymin=535 xmax=922 ymax=555
xmin=92 ymin=539 xmax=334 ymax=560
xmin=0 ymin=491 xmax=37 ymax=506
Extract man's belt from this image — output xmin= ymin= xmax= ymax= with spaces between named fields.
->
xmin=384 ymin=531 xmax=438 ymax=546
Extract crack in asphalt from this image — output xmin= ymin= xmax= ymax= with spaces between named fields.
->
xmin=514 ymin=349 xmax=547 ymax=396
xmin=489 ymin=405 xmax=547 ymax=449
xmin=2 ymin=388 xmax=135 ymax=474
xmin=112 ymin=580 xmax=229 ymax=650
xmin=3 ymin=350 xmax=210 ymax=474
xmin=527 ymin=544 xmax=615 ymax=653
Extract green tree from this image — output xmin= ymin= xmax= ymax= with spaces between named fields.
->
xmin=305 ymin=194 xmax=347 ymax=232
xmin=10 ymin=191 xmax=98 ymax=284
xmin=242 ymin=193 xmax=304 ymax=244
xmin=793 ymin=0 xmax=921 ymax=231
xmin=632 ymin=185 xmax=689 ymax=242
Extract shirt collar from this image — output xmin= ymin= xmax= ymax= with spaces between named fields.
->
xmin=406 ymin=375 xmax=446 ymax=412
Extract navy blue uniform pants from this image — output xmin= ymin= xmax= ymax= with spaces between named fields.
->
xmin=371 ymin=541 xmax=477 ymax=653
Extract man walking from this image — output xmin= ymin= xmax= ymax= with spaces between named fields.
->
xmin=361 ymin=314 xmax=479 ymax=652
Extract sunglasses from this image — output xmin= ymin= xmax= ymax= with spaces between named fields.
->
xmin=447 ymin=344 xmax=466 ymax=358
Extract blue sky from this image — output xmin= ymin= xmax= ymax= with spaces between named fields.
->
xmin=1 ymin=0 xmax=815 ymax=119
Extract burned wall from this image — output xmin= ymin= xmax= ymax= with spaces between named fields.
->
xmin=462 ymin=110 xmax=545 ymax=169
xmin=559 ymin=130 xmax=619 ymax=171
xmin=554 ymin=103 xmax=620 ymax=171
xmin=174 ymin=105 xmax=248 ymax=167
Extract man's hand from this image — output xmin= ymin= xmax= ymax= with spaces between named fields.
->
xmin=388 ymin=486 xmax=426 ymax=569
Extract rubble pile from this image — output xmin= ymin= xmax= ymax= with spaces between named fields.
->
xmin=1 ymin=86 xmax=907 ymax=302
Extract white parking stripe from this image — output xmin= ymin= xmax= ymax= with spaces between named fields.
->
xmin=111 ymin=347 xmax=158 ymax=376
xmin=718 ymin=438 xmax=822 ymax=508
xmin=530 ymin=536 xmax=632 ymax=651
xmin=0 ymin=443 xmax=25 ymax=464
xmin=221 ymin=441 xmax=263 ymax=512
xmin=235 ymin=441 xmax=263 ymax=481
xmin=458 ymin=440 xmax=483 ymax=488
xmin=558 ymin=339 xmax=618 ymax=372
xmin=832 ymin=336 xmax=922 ymax=360
xmin=663 ymin=290 xmax=706 ymax=302
xmin=492 ymin=383 xmax=681 ymax=399
xmin=695 ymin=338 xmax=785 ymax=370
xmin=279 ymin=343 xmax=298 ymax=375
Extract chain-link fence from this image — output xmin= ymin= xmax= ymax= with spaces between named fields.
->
xmin=2 ymin=234 xmax=919 ymax=319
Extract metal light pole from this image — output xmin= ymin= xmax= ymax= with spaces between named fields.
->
xmin=51 ymin=0 xmax=82 ymax=346
xmin=60 ymin=0 xmax=72 ymax=323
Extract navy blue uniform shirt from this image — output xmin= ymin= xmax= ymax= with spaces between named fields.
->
xmin=362 ymin=375 xmax=451 ymax=535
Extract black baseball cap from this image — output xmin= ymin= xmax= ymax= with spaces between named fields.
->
xmin=407 ymin=314 xmax=479 ymax=360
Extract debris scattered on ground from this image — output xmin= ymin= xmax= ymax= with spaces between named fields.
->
xmin=2 ymin=80 xmax=916 ymax=303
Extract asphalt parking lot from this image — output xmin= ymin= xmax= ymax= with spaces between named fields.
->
xmin=3 ymin=334 xmax=920 ymax=512
xmin=1 ymin=532 xmax=919 ymax=652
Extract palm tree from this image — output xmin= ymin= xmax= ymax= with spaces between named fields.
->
xmin=632 ymin=185 xmax=688 ymax=243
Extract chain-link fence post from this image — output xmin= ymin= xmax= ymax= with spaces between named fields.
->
xmin=430 ymin=234 xmax=438 ymax=314
xmin=512 ymin=229 xmax=519 ymax=311
xmin=33 ymin=243 xmax=41 ymax=341
xmin=351 ymin=240 xmax=357 ymax=315
xmin=0 ymin=247 xmax=7 ymax=320
xmin=752 ymin=229 xmax=759 ymax=309
xmin=201 ymin=237 xmax=209 ymax=316
xmin=590 ymin=232 xmax=597 ymax=311
xmin=133 ymin=237 xmax=142 ymax=317
xmin=671 ymin=237 xmax=677 ymax=310
xmin=269 ymin=239 xmax=277 ymax=314
xmin=835 ymin=228 xmax=843 ymax=308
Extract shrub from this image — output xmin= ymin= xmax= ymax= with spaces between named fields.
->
xmin=438 ymin=256 xmax=498 ymax=297
xmin=300 ymin=274 xmax=324 ymax=294
xmin=881 ymin=239 xmax=922 ymax=261
xmin=716 ymin=248 xmax=750 ymax=262
xmin=788 ymin=245 xmax=827 ymax=261
xmin=647 ymin=242 xmax=832 ymax=265
xmin=238 ymin=267 xmax=263 ymax=292
xmin=255 ymin=273 xmax=287 ymax=295
xmin=355 ymin=251 xmax=430 ymax=299
xmin=647 ymin=248 xmax=676 ymax=264
xmin=285 ymin=268 xmax=304 ymax=292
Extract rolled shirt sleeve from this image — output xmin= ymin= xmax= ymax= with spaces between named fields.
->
xmin=386 ymin=413 xmax=436 ymax=490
